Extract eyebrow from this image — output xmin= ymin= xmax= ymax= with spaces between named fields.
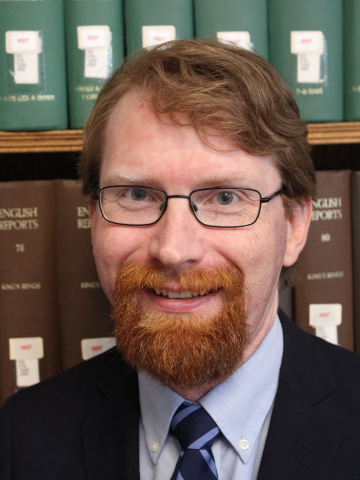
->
xmin=194 ymin=174 xmax=261 ymax=188
xmin=101 ymin=172 xmax=152 ymax=186
xmin=102 ymin=172 xmax=261 ymax=189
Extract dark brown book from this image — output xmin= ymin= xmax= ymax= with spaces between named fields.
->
xmin=0 ymin=180 xmax=62 ymax=405
xmin=352 ymin=171 xmax=360 ymax=352
xmin=279 ymin=287 xmax=293 ymax=321
xmin=55 ymin=180 xmax=112 ymax=370
xmin=294 ymin=170 xmax=354 ymax=350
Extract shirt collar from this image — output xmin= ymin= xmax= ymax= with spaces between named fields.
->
xmin=138 ymin=314 xmax=283 ymax=465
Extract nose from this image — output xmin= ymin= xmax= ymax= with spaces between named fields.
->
xmin=148 ymin=197 xmax=205 ymax=268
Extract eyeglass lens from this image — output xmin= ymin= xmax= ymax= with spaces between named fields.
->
xmin=99 ymin=186 xmax=261 ymax=227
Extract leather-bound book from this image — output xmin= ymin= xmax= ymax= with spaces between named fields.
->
xmin=344 ymin=0 xmax=360 ymax=120
xmin=294 ymin=170 xmax=354 ymax=351
xmin=125 ymin=0 xmax=193 ymax=54
xmin=55 ymin=180 xmax=112 ymax=370
xmin=352 ymin=171 xmax=360 ymax=352
xmin=194 ymin=0 xmax=268 ymax=60
xmin=64 ymin=0 xmax=124 ymax=128
xmin=0 ymin=181 xmax=61 ymax=405
xmin=0 ymin=0 xmax=68 ymax=130
xmin=279 ymin=287 xmax=293 ymax=321
xmin=268 ymin=0 xmax=343 ymax=122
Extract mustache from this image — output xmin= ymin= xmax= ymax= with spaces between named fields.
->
xmin=114 ymin=260 xmax=244 ymax=297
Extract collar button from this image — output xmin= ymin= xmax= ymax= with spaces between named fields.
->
xmin=151 ymin=441 xmax=159 ymax=452
xmin=239 ymin=439 xmax=249 ymax=450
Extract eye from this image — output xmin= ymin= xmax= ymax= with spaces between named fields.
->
xmin=217 ymin=191 xmax=234 ymax=205
xmin=129 ymin=188 xmax=148 ymax=201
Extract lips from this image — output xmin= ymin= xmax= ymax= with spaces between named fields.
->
xmin=150 ymin=288 xmax=218 ymax=299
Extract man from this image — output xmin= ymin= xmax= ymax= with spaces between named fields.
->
xmin=1 ymin=39 xmax=360 ymax=480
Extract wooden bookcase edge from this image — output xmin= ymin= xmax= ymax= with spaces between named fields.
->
xmin=1 ymin=123 xmax=360 ymax=153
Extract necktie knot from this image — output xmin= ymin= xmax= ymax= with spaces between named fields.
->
xmin=171 ymin=403 xmax=220 ymax=451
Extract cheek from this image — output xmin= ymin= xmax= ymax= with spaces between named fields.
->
xmin=92 ymin=226 xmax=149 ymax=301
xmin=215 ymin=218 xmax=288 ymax=283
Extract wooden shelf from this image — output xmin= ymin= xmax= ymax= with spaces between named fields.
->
xmin=308 ymin=122 xmax=360 ymax=145
xmin=1 ymin=122 xmax=360 ymax=153
xmin=0 ymin=130 xmax=83 ymax=153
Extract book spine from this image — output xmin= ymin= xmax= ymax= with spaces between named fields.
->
xmin=125 ymin=0 xmax=194 ymax=53
xmin=194 ymin=0 xmax=268 ymax=60
xmin=344 ymin=0 xmax=360 ymax=120
xmin=64 ymin=0 xmax=124 ymax=129
xmin=351 ymin=172 xmax=360 ymax=352
xmin=294 ymin=170 xmax=354 ymax=351
xmin=279 ymin=287 xmax=293 ymax=321
xmin=55 ymin=180 xmax=112 ymax=370
xmin=268 ymin=0 xmax=343 ymax=122
xmin=0 ymin=0 xmax=68 ymax=130
xmin=0 ymin=180 xmax=61 ymax=405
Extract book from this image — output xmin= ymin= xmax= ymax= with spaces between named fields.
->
xmin=55 ymin=180 xmax=113 ymax=370
xmin=268 ymin=0 xmax=343 ymax=122
xmin=0 ymin=0 xmax=68 ymax=131
xmin=0 ymin=181 xmax=62 ymax=405
xmin=194 ymin=0 xmax=268 ymax=60
xmin=344 ymin=0 xmax=360 ymax=121
xmin=294 ymin=170 xmax=354 ymax=350
xmin=125 ymin=0 xmax=194 ymax=53
xmin=279 ymin=287 xmax=293 ymax=321
xmin=352 ymin=171 xmax=360 ymax=352
xmin=64 ymin=0 xmax=124 ymax=128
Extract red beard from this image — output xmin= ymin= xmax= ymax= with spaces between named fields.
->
xmin=112 ymin=261 xmax=249 ymax=392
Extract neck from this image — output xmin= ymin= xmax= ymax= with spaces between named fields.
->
xmin=170 ymin=381 xmax=220 ymax=403
xmin=170 ymin=299 xmax=278 ymax=402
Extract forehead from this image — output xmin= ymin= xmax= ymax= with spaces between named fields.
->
xmin=101 ymin=91 xmax=281 ymax=191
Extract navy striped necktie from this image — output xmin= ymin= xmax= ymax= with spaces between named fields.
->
xmin=170 ymin=403 xmax=220 ymax=480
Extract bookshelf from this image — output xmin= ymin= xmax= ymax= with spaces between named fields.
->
xmin=2 ymin=123 xmax=360 ymax=153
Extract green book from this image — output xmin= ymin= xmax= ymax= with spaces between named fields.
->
xmin=194 ymin=0 xmax=268 ymax=60
xmin=344 ymin=0 xmax=360 ymax=121
xmin=268 ymin=0 xmax=343 ymax=123
xmin=0 ymin=0 xmax=68 ymax=131
xmin=125 ymin=0 xmax=193 ymax=54
xmin=64 ymin=0 xmax=124 ymax=129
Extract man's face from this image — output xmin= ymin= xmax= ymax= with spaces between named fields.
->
xmin=91 ymin=91 xmax=309 ymax=370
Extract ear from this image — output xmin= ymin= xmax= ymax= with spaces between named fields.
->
xmin=283 ymin=198 xmax=312 ymax=267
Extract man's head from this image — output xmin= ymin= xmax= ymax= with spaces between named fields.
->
xmin=80 ymin=39 xmax=315 ymax=394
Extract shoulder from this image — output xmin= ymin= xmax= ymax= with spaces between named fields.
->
xmin=0 ymin=349 xmax=139 ymax=479
xmin=278 ymin=309 xmax=360 ymax=401
xmin=0 ymin=347 xmax=137 ymax=428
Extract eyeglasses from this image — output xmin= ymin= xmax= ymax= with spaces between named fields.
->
xmin=92 ymin=186 xmax=285 ymax=228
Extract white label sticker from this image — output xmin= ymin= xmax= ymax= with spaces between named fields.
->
xmin=14 ymin=53 xmax=39 ymax=84
xmin=309 ymin=303 xmax=342 ymax=327
xmin=9 ymin=337 xmax=44 ymax=360
xmin=81 ymin=337 xmax=116 ymax=360
xmin=84 ymin=48 xmax=108 ymax=78
xmin=142 ymin=26 xmax=176 ymax=48
xmin=6 ymin=31 xmax=41 ymax=54
xmin=291 ymin=31 xmax=324 ymax=54
xmin=315 ymin=325 xmax=338 ymax=345
xmin=77 ymin=26 xmax=110 ymax=50
xmin=297 ymin=53 xmax=321 ymax=83
xmin=217 ymin=31 xmax=251 ymax=50
xmin=15 ymin=358 xmax=40 ymax=387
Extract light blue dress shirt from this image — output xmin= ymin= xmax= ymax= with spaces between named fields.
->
xmin=139 ymin=314 xmax=283 ymax=480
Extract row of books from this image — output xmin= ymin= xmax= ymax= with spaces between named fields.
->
xmin=0 ymin=171 xmax=359 ymax=405
xmin=1 ymin=0 xmax=360 ymax=131
xmin=0 ymin=180 xmax=112 ymax=405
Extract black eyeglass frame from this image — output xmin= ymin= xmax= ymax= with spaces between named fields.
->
xmin=91 ymin=185 xmax=286 ymax=228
